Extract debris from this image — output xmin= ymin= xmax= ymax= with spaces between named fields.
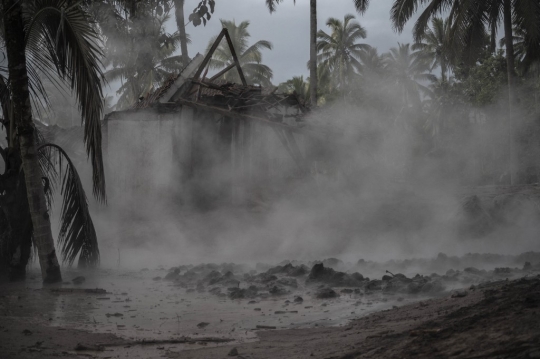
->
xmin=74 ymin=343 xmax=104 ymax=351
xmin=106 ymin=313 xmax=123 ymax=318
xmin=452 ymin=290 xmax=469 ymax=298
xmin=72 ymin=276 xmax=86 ymax=285
xmin=315 ymin=287 xmax=339 ymax=299
xmin=228 ymin=347 xmax=239 ymax=356
xmin=49 ymin=288 xmax=107 ymax=294
xmin=307 ymin=263 xmax=363 ymax=287
xmin=256 ymin=325 xmax=277 ymax=329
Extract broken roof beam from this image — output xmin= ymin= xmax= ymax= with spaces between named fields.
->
xmin=209 ymin=63 xmax=235 ymax=82
xmin=176 ymin=99 xmax=304 ymax=133
xmin=159 ymin=53 xmax=204 ymax=103
xmin=223 ymin=29 xmax=248 ymax=86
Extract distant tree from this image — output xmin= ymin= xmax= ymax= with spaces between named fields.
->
xmin=265 ymin=0 xmax=371 ymax=106
xmin=206 ymin=19 xmax=273 ymax=87
xmin=317 ymin=14 xmax=371 ymax=90
xmin=278 ymin=76 xmax=310 ymax=105
xmin=103 ymin=3 xmax=188 ymax=109
xmin=413 ymin=17 xmax=454 ymax=82
xmin=383 ymin=43 xmax=435 ymax=109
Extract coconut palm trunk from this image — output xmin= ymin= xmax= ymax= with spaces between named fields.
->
xmin=2 ymin=0 xmax=62 ymax=283
xmin=174 ymin=0 xmax=190 ymax=64
xmin=309 ymin=0 xmax=317 ymax=106
xmin=503 ymin=0 xmax=517 ymax=184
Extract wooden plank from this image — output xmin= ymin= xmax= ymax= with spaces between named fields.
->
xmin=159 ymin=53 xmax=204 ymax=103
xmin=176 ymin=99 xmax=304 ymax=134
xmin=223 ymin=29 xmax=248 ymax=86
xmin=209 ymin=63 xmax=235 ymax=82
xmin=192 ymin=29 xmax=226 ymax=82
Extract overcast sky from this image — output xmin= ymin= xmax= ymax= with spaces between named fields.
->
xmin=164 ymin=0 xmax=417 ymax=85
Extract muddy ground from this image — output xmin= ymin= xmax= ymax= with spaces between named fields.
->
xmin=1 ymin=254 xmax=540 ymax=358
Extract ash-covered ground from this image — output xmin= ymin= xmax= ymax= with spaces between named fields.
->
xmin=1 ymin=251 xmax=539 ymax=358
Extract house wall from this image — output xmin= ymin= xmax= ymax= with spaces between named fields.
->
xmin=105 ymin=106 xmax=303 ymax=205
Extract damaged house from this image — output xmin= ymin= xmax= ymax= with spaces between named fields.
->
xmin=104 ymin=29 xmax=321 ymax=206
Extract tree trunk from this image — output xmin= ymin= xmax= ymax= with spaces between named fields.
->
xmin=503 ymin=0 xmax=516 ymax=185
xmin=2 ymin=0 xmax=62 ymax=283
xmin=174 ymin=0 xmax=190 ymax=65
xmin=309 ymin=0 xmax=317 ymax=106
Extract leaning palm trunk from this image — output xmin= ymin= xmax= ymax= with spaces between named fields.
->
xmin=309 ymin=0 xmax=317 ymax=106
xmin=174 ymin=0 xmax=190 ymax=64
xmin=503 ymin=0 xmax=516 ymax=185
xmin=2 ymin=0 xmax=62 ymax=283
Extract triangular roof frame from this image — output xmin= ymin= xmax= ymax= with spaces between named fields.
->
xmin=191 ymin=27 xmax=248 ymax=87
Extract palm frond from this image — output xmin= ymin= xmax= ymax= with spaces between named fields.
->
xmin=25 ymin=0 xmax=106 ymax=202
xmin=37 ymin=143 xmax=99 ymax=268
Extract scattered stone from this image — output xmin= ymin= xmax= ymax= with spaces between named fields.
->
xmin=165 ymin=268 xmax=181 ymax=280
xmin=105 ymin=313 xmax=123 ymax=318
xmin=228 ymin=347 xmax=238 ymax=356
xmin=315 ymin=287 xmax=339 ymax=299
xmin=451 ymin=290 xmax=468 ymax=298
xmin=256 ymin=325 xmax=276 ymax=329
xmin=307 ymin=263 xmax=363 ymax=287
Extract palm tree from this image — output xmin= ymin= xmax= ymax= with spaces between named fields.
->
xmin=104 ymin=5 xmax=188 ymax=109
xmin=383 ymin=43 xmax=435 ymax=109
xmin=413 ymin=17 xmax=454 ymax=82
xmin=1 ymin=0 xmax=105 ymax=282
xmin=266 ymin=0 xmax=371 ymax=106
xmin=317 ymin=14 xmax=371 ymax=90
xmin=391 ymin=0 xmax=540 ymax=184
xmin=278 ymin=75 xmax=310 ymax=105
xmin=173 ymin=0 xmax=190 ymax=64
xmin=206 ymin=19 xmax=273 ymax=87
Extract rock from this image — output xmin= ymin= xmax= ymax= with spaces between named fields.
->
xmin=105 ymin=313 xmax=123 ymax=317
xmin=253 ymin=273 xmax=278 ymax=284
xmin=277 ymin=277 xmax=298 ymax=288
xmin=341 ymin=289 xmax=353 ymax=294
xmin=464 ymin=267 xmax=481 ymax=275
xmin=451 ymin=290 xmax=468 ymax=298
xmin=294 ymin=296 xmax=303 ymax=303
xmin=22 ymin=329 xmax=32 ymax=336
xmin=228 ymin=285 xmax=258 ymax=300
xmin=382 ymin=275 xmax=392 ymax=281
xmin=266 ymin=263 xmax=309 ymax=277
xmin=351 ymin=272 xmax=364 ymax=281
xmin=268 ymin=285 xmax=289 ymax=296
xmin=164 ymin=268 xmax=181 ymax=280
xmin=524 ymin=262 xmax=532 ymax=270
xmin=72 ymin=276 xmax=85 ymax=285
xmin=228 ymin=347 xmax=238 ymax=356
xmin=307 ymin=263 xmax=363 ymax=287
xmin=365 ymin=279 xmax=382 ymax=291
xmin=197 ymin=322 xmax=209 ymax=328
xmin=152 ymin=276 xmax=162 ymax=281
xmin=315 ymin=287 xmax=339 ymax=299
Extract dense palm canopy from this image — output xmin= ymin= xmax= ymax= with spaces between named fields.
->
xmin=316 ymin=14 xmax=371 ymax=90
xmin=206 ymin=19 xmax=273 ymax=87
xmin=103 ymin=4 xmax=188 ymax=109
xmin=413 ymin=17 xmax=454 ymax=81
xmin=384 ymin=43 xmax=435 ymax=108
